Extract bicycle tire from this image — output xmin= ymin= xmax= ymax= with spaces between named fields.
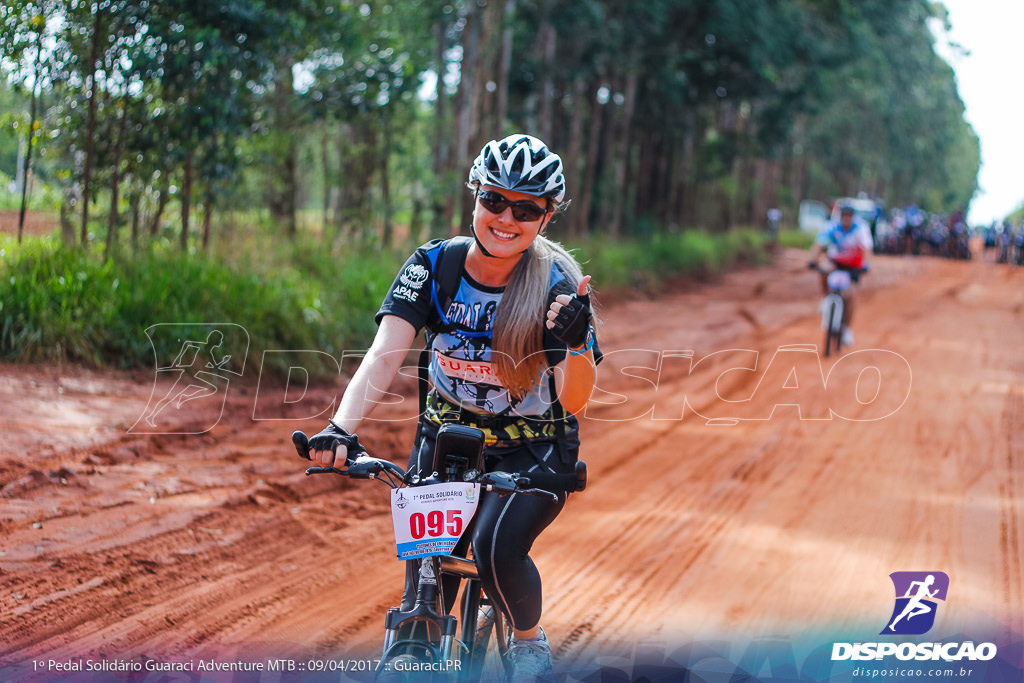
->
xmin=822 ymin=295 xmax=845 ymax=357
xmin=460 ymin=581 xmax=488 ymax=678
xmin=375 ymin=641 xmax=447 ymax=683
xmin=823 ymin=300 xmax=835 ymax=357
xmin=462 ymin=592 xmax=511 ymax=680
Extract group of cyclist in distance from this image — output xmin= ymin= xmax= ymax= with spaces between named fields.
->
xmin=864 ymin=201 xmax=1023 ymax=266
xmin=984 ymin=218 xmax=1024 ymax=265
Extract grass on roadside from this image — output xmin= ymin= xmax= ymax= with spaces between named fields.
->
xmin=0 ymin=226 xmax=769 ymax=377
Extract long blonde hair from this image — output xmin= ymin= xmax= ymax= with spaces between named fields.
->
xmin=491 ymin=235 xmax=587 ymax=400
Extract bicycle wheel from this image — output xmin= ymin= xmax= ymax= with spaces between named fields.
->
xmin=460 ymin=586 xmax=512 ymax=681
xmin=376 ymin=640 xmax=447 ymax=683
xmin=822 ymin=295 xmax=844 ymax=357
xmin=463 ymin=594 xmax=507 ymax=679
xmin=823 ymin=300 xmax=836 ymax=357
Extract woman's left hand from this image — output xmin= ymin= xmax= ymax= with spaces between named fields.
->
xmin=546 ymin=275 xmax=592 ymax=349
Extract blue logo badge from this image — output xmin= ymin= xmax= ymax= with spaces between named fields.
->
xmin=881 ymin=571 xmax=949 ymax=635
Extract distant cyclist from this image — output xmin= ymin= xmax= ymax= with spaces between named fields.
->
xmin=765 ymin=207 xmax=782 ymax=251
xmin=808 ymin=204 xmax=873 ymax=346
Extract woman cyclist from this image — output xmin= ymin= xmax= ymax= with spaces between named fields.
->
xmin=305 ymin=134 xmax=601 ymax=676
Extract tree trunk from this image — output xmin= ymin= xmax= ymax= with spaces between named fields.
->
xmin=679 ymin=107 xmax=699 ymax=226
xmin=359 ymin=122 xmax=377 ymax=235
xmin=105 ymin=97 xmax=129 ymax=258
xmin=284 ymin=138 xmax=298 ymax=240
xmin=651 ymin=132 xmax=673 ymax=226
xmin=17 ymin=96 xmax=36 ymax=246
xmin=60 ymin=192 xmax=76 ymax=247
xmin=453 ymin=3 xmax=482 ymax=236
xmin=149 ymin=181 xmax=170 ymax=237
xmin=432 ymin=17 xmax=451 ymax=236
xmin=598 ymin=74 xmax=623 ymax=235
xmin=564 ymin=78 xmax=585 ymax=238
xmin=381 ymin=113 xmax=393 ymax=247
xmin=180 ymin=149 xmax=193 ymax=250
xmin=495 ymin=0 xmax=516 ymax=133
xmin=577 ymin=86 xmax=604 ymax=238
xmin=278 ymin=63 xmax=298 ymax=240
xmin=80 ymin=8 xmax=105 ymax=245
xmin=17 ymin=29 xmax=44 ymax=245
xmin=202 ymin=191 xmax=214 ymax=251
xmin=334 ymin=122 xmax=348 ymax=239
xmin=129 ymin=189 xmax=141 ymax=248
xmin=535 ymin=16 xmax=556 ymax=144
xmin=321 ymin=120 xmax=332 ymax=239
xmin=610 ymin=68 xmax=637 ymax=237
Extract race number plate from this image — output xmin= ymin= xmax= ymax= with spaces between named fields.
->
xmin=827 ymin=269 xmax=852 ymax=290
xmin=390 ymin=482 xmax=481 ymax=560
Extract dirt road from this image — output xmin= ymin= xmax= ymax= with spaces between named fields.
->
xmin=1 ymin=248 xmax=1021 ymax=681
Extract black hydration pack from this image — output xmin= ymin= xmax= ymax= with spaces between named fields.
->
xmin=416 ymin=236 xmax=573 ymax=464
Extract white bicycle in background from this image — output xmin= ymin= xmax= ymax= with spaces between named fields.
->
xmin=809 ymin=263 xmax=861 ymax=357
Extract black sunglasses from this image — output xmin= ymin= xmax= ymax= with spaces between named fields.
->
xmin=476 ymin=190 xmax=548 ymax=222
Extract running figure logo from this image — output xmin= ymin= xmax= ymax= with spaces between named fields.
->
xmin=130 ymin=323 xmax=249 ymax=434
xmin=881 ymin=571 xmax=949 ymax=635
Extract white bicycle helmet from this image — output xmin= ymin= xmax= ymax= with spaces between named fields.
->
xmin=468 ymin=134 xmax=566 ymax=203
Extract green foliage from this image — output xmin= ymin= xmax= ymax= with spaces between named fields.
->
xmin=1 ymin=227 xmax=771 ymax=374
xmin=571 ymin=228 xmax=768 ymax=291
xmin=0 ymin=0 xmax=988 ymax=374
xmin=0 ymin=234 xmax=400 ymax=376
xmin=776 ymin=229 xmax=815 ymax=250
xmin=1008 ymin=204 xmax=1024 ymax=225
xmin=0 ymin=235 xmax=120 ymax=363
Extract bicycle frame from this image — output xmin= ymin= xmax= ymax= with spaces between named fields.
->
xmin=378 ymin=536 xmax=483 ymax=666
xmin=815 ymin=266 xmax=852 ymax=357
xmin=290 ymin=424 xmax=584 ymax=681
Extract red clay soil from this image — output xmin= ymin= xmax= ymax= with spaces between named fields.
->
xmin=1 ymin=247 xmax=1021 ymax=680
xmin=0 ymin=210 xmax=60 ymax=239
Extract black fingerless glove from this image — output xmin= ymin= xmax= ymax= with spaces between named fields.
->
xmin=308 ymin=421 xmax=366 ymax=461
xmin=551 ymin=291 xmax=592 ymax=349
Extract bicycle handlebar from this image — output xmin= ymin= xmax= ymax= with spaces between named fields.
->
xmin=808 ymin=261 xmax=867 ymax=276
xmin=291 ymin=430 xmax=587 ymax=497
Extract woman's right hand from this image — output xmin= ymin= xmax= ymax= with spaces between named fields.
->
xmin=307 ymin=422 xmax=362 ymax=467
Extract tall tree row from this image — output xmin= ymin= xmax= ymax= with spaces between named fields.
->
xmin=1 ymin=0 xmax=979 ymax=250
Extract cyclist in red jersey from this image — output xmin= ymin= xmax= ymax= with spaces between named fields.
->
xmin=808 ymin=204 xmax=873 ymax=346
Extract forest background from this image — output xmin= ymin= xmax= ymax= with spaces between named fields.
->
xmin=0 ymin=0 xmax=983 ymax=376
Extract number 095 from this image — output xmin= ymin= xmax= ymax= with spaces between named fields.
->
xmin=409 ymin=509 xmax=462 ymax=539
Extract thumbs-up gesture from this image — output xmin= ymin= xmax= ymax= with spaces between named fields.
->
xmin=546 ymin=275 xmax=593 ymax=350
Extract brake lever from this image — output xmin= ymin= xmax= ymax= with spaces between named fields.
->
xmin=346 ymin=455 xmax=384 ymax=479
xmin=518 ymin=487 xmax=559 ymax=503
xmin=479 ymin=471 xmax=519 ymax=493
xmin=305 ymin=466 xmax=347 ymax=476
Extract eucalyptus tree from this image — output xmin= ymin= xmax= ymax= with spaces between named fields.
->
xmin=793 ymin=0 xmax=978 ymax=213
xmin=116 ymin=0 xmax=307 ymax=250
xmin=0 ymin=1 xmax=61 ymax=243
xmin=303 ymin=0 xmax=436 ymax=245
